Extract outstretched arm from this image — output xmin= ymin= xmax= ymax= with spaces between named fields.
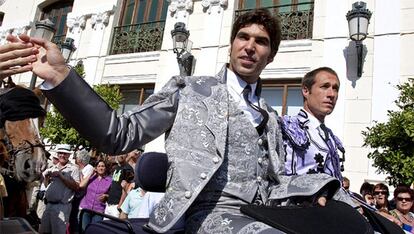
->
xmin=3 ymin=34 xmax=180 ymax=155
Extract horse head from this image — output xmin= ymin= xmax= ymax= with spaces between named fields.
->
xmin=3 ymin=119 xmax=48 ymax=182
xmin=0 ymin=86 xmax=47 ymax=182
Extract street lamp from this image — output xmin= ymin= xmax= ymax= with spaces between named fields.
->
xmin=33 ymin=19 xmax=56 ymax=41
xmin=60 ymin=37 xmax=76 ymax=63
xmin=30 ymin=19 xmax=56 ymax=89
xmin=346 ymin=1 xmax=372 ymax=77
xmin=171 ymin=22 xmax=194 ymax=76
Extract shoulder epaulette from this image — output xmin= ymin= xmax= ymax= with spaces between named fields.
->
xmin=280 ymin=115 xmax=310 ymax=150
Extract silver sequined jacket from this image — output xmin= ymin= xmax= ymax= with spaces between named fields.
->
xmin=44 ymin=65 xmax=340 ymax=233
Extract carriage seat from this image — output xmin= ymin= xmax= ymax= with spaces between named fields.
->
xmin=134 ymin=152 xmax=169 ymax=193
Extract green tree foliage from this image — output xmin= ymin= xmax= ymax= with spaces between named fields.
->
xmin=40 ymin=62 xmax=123 ymax=148
xmin=363 ymin=78 xmax=414 ymax=186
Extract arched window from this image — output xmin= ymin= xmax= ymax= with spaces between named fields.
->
xmin=110 ymin=0 xmax=169 ymax=55
xmin=41 ymin=0 xmax=74 ymax=45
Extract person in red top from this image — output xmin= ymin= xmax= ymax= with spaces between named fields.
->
xmin=79 ymin=160 xmax=112 ymax=232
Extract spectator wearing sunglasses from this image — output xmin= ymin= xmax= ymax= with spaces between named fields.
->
xmin=373 ymin=183 xmax=391 ymax=212
xmin=372 ymin=183 xmax=405 ymax=227
xmin=390 ymin=185 xmax=414 ymax=232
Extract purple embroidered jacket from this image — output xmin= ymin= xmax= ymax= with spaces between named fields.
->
xmin=281 ymin=109 xmax=345 ymax=181
xmin=79 ymin=175 xmax=112 ymax=212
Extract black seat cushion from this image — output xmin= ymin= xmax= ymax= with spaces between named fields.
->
xmin=241 ymin=200 xmax=373 ymax=234
xmin=85 ymin=218 xmax=183 ymax=234
xmin=134 ymin=152 xmax=168 ymax=192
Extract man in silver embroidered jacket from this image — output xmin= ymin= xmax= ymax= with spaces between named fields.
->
xmin=1 ymin=9 xmax=340 ymax=233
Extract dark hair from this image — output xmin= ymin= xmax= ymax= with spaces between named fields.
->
xmin=302 ymin=67 xmax=339 ymax=91
xmin=231 ymin=8 xmax=281 ymax=59
xmin=94 ymin=159 xmax=109 ymax=175
xmin=359 ymin=182 xmax=374 ymax=197
xmin=373 ymin=183 xmax=389 ymax=197
xmin=393 ymin=185 xmax=414 ymax=200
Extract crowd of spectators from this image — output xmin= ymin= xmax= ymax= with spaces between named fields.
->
xmin=25 ymin=145 xmax=413 ymax=234
xmin=17 ymin=145 xmax=167 ymax=234
xmin=347 ymin=178 xmax=414 ymax=233
xmin=27 ymin=157 xmax=414 ymax=234
xmin=3 ymin=151 xmax=409 ymax=234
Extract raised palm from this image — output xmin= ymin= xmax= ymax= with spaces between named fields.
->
xmin=30 ymin=37 xmax=68 ymax=82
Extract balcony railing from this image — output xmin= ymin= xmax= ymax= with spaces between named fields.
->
xmin=235 ymin=1 xmax=314 ymax=40
xmin=110 ymin=21 xmax=165 ymax=55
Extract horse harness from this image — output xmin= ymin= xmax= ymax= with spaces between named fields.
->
xmin=0 ymin=135 xmax=46 ymax=177
xmin=0 ymin=86 xmax=47 ymax=178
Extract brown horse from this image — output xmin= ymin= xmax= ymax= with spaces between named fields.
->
xmin=0 ymin=86 xmax=48 ymax=218
xmin=0 ymin=86 xmax=47 ymax=182
xmin=0 ymin=118 xmax=47 ymax=182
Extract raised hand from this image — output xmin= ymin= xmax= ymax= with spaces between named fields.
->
xmin=27 ymin=35 xmax=70 ymax=86
xmin=0 ymin=34 xmax=38 ymax=79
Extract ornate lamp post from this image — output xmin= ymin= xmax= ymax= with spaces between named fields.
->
xmin=60 ymin=37 xmax=76 ymax=63
xmin=171 ymin=22 xmax=194 ymax=76
xmin=346 ymin=1 xmax=372 ymax=77
xmin=29 ymin=19 xmax=56 ymax=89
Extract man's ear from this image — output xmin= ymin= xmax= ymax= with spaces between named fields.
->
xmin=302 ymin=86 xmax=309 ymax=99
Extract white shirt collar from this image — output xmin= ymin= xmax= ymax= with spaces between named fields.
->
xmin=226 ymin=68 xmax=258 ymax=100
xmin=302 ymin=109 xmax=323 ymax=130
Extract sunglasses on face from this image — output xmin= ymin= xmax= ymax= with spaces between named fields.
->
xmin=373 ymin=191 xmax=387 ymax=196
xmin=396 ymin=197 xmax=413 ymax=202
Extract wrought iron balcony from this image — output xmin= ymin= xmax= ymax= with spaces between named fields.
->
xmin=110 ymin=21 xmax=165 ymax=55
xmin=235 ymin=1 xmax=314 ymax=40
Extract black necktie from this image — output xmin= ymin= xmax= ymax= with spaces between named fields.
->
xmin=242 ymin=85 xmax=269 ymax=134
xmin=320 ymin=123 xmax=329 ymax=141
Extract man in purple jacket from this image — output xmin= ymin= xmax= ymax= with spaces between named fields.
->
xmin=281 ymin=67 xmax=345 ymax=180
xmin=280 ymin=67 xmax=357 ymax=206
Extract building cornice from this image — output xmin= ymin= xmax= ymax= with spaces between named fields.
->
xmin=105 ymin=51 xmax=160 ymax=65
xmin=90 ymin=11 xmax=112 ymax=30
xmin=201 ymin=0 xmax=228 ymax=14
xmin=67 ymin=14 xmax=89 ymax=33
xmin=0 ymin=22 xmax=31 ymax=44
xmin=102 ymin=74 xmax=157 ymax=84
xmin=168 ymin=0 xmax=193 ymax=18
xmin=67 ymin=4 xmax=115 ymax=32
xmin=278 ymin=39 xmax=312 ymax=53
xmin=261 ymin=67 xmax=310 ymax=79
